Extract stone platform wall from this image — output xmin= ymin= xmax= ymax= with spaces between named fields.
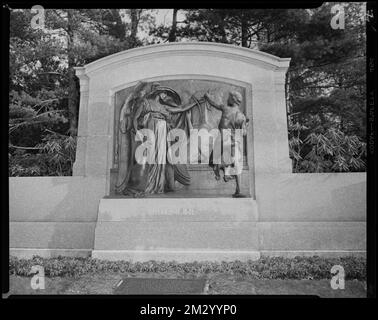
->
xmin=9 ymin=172 xmax=366 ymax=260
xmin=255 ymin=172 xmax=366 ymax=257
xmin=9 ymin=176 xmax=105 ymax=258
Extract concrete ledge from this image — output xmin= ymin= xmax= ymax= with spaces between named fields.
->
xmin=260 ymin=250 xmax=366 ymax=259
xmin=10 ymin=248 xmax=92 ymax=259
xmin=92 ymin=250 xmax=261 ymax=262
xmin=10 ymin=249 xmax=365 ymax=261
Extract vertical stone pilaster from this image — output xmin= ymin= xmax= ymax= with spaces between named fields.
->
xmin=73 ymin=67 xmax=89 ymax=176
xmin=273 ymin=68 xmax=292 ymax=173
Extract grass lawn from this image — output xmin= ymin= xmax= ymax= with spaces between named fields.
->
xmin=8 ymin=272 xmax=366 ymax=297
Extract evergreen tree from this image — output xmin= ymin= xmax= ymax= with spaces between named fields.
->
xmin=151 ymin=5 xmax=366 ymax=172
xmin=9 ymin=8 xmax=134 ymax=175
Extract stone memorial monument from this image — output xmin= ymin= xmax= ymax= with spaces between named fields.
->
xmin=73 ymin=42 xmax=292 ymax=261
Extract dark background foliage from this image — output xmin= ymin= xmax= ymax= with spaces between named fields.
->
xmin=9 ymin=4 xmax=366 ymax=176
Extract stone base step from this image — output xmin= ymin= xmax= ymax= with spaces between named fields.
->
xmin=92 ymin=250 xmax=261 ymax=262
xmin=96 ymin=197 xmax=259 ymax=222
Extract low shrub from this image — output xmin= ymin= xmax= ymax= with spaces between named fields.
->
xmin=9 ymin=255 xmax=366 ymax=280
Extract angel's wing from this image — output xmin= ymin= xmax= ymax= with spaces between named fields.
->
xmin=128 ymin=81 xmax=149 ymax=106
xmin=133 ymin=81 xmax=149 ymax=97
xmin=120 ymin=94 xmax=133 ymax=121
xmin=120 ymin=82 xmax=149 ymax=122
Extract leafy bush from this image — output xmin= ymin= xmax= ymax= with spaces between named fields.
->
xmin=289 ymin=122 xmax=366 ymax=173
xmin=9 ymin=255 xmax=366 ymax=280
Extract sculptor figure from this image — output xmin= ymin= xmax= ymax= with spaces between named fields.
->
xmin=204 ymin=90 xmax=249 ymax=198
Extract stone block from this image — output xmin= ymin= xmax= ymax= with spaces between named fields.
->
xmin=93 ymin=221 xmax=258 ymax=251
xmin=10 ymin=222 xmax=96 ymax=249
xmin=258 ymin=222 xmax=366 ymax=251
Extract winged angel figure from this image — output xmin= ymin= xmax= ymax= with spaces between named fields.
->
xmin=115 ymin=81 xmax=204 ymax=197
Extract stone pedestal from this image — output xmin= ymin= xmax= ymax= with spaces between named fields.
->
xmin=92 ymin=197 xmax=260 ymax=261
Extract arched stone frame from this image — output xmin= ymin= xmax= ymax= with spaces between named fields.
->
xmin=74 ymin=42 xmax=291 ymax=198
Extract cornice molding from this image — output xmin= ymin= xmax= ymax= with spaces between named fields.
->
xmin=75 ymin=42 xmax=291 ymax=77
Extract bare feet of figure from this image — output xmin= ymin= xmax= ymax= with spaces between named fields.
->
xmin=122 ymin=189 xmax=133 ymax=197
xmin=133 ymin=191 xmax=145 ymax=198
xmin=212 ymin=165 xmax=221 ymax=180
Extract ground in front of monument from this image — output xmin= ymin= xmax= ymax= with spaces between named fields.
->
xmin=8 ymin=257 xmax=366 ymax=297
xmin=8 ymin=272 xmax=366 ymax=297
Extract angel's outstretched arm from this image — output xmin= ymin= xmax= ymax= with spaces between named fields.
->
xmin=204 ymin=93 xmax=224 ymax=111
xmin=167 ymin=98 xmax=205 ymax=114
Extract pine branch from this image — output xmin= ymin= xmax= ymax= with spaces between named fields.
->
xmin=9 ymin=110 xmax=65 ymax=133
xmin=9 ymin=143 xmax=43 ymax=150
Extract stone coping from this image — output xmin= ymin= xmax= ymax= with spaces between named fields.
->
xmin=75 ymin=42 xmax=291 ymax=76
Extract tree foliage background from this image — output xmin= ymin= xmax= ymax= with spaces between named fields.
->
xmin=9 ymin=4 xmax=366 ymax=176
